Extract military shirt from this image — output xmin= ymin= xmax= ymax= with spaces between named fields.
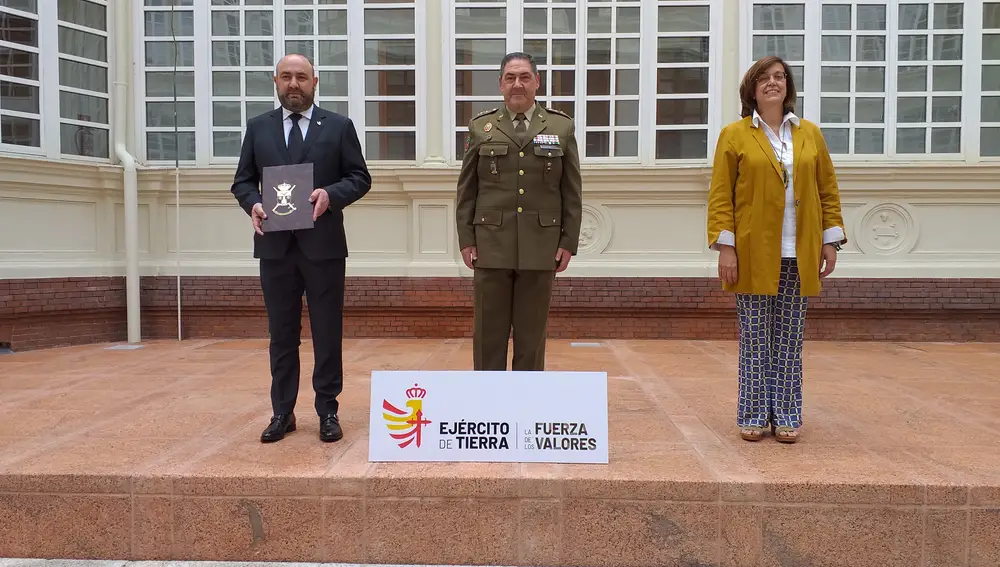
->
xmin=455 ymin=105 xmax=583 ymax=271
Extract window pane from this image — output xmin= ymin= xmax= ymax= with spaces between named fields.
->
xmin=753 ymin=4 xmax=805 ymax=30
xmin=58 ymin=26 xmax=106 ymax=62
xmin=58 ymin=0 xmax=106 ymax=31
xmin=659 ymin=6 xmax=709 ymax=33
xmin=146 ymin=131 xmax=196 ymax=161
xmin=456 ymin=39 xmax=505 ymax=66
xmin=59 ymin=59 xmax=107 ymax=93
xmin=0 ymin=79 xmax=38 ymax=113
xmin=1 ymin=114 xmax=40 ymax=146
xmin=0 ymin=11 xmax=38 ymax=47
xmin=365 ymin=131 xmax=415 ymax=160
xmin=366 ymin=100 xmax=414 ymax=127
xmin=59 ymin=91 xmax=107 ymax=123
xmin=213 ymin=131 xmax=242 ymax=157
xmin=60 ymin=122 xmax=108 ymax=158
xmin=0 ymin=46 xmax=38 ymax=80
xmin=658 ymin=68 xmax=709 ymax=94
xmin=149 ymin=71 xmax=195 ymax=97
xmin=364 ymin=8 xmax=413 ymax=34
xmin=655 ymin=130 xmax=707 ymax=159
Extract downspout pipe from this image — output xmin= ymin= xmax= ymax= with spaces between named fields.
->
xmin=114 ymin=1 xmax=140 ymax=344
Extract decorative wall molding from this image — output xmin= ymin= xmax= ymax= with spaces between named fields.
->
xmin=2 ymin=156 xmax=1000 ymax=279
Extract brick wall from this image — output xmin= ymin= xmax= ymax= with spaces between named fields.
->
xmin=1 ymin=275 xmax=997 ymax=351
xmin=0 ymin=278 xmax=127 ymax=351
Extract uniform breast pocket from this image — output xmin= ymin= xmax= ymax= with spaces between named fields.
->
xmin=478 ymin=143 xmax=508 ymax=179
xmin=534 ymin=145 xmax=563 ymax=182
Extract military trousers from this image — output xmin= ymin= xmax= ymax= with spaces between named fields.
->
xmin=473 ymin=267 xmax=555 ymax=371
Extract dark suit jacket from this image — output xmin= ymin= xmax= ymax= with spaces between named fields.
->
xmin=231 ymin=105 xmax=372 ymax=260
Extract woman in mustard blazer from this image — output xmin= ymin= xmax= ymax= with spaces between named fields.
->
xmin=706 ymin=56 xmax=847 ymax=443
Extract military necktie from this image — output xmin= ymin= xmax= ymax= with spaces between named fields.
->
xmin=287 ymin=112 xmax=304 ymax=163
xmin=515 ymin=112 xmax=527 ymax=143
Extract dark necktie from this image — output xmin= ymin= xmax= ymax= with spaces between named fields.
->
xmin=287 ymin=112 xmax=304 ymax=163
xmin=515 ymin=113 xmax=527 ymax=143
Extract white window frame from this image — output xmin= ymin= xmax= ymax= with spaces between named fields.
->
xmin=133 ymin=0 xmax=425 ymax=168
xmin=739 ymin=0 xmax=983 ymax=163
xmin=0 ymin=0 xmax=114 ymax=163
xmin=445 ymin=0 xmax=516 ymax=164
xmin=578 ymin=0 xmax=643 ymax=164
xmin=650 ymin=0 xmax=722 ymax=166
xmin=360 ymin=0 xmax=425 ymax=166
xmin=133 ymin=0 xmax=197 ymax=167
xmin=445 ymin=0 xmax=724 ymax=168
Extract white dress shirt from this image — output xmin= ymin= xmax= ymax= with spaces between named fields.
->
xmin=282 ymin=104 xmax=313 ymax=146
xmin=713 ymin=110 xmax=845 ymax=257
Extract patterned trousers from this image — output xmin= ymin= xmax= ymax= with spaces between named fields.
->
xmin=735 ymin=257 xmax=808 ymax=429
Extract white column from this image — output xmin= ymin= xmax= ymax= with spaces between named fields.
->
xmin=422 ymin=0 xmax=447 ymax=167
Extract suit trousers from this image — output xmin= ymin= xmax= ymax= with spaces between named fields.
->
xmin=473 ymin=267 xmax=555 ymax=371
xmin=735 ymin=257 xmax=808 ymax=429
xmin=259 ymin=235 xmax=346 ymax=417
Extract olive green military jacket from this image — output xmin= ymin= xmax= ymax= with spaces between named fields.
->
xmin=456 ymin=105 xmax=583 ymax=271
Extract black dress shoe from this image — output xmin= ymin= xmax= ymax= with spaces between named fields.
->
xmin=319 ymin=414 xmax=343 ymax=442
xmin=260 ymin=413 xmax=296 ymax=443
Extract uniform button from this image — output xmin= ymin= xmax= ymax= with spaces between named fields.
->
xmin=517 ymin=207 xmax=523 ymax=213
xmin=518 ymin=188 xmax=524 ymax=194
xmin=519 ymin=151 xmax=524 ymax=157
xmin=519 ymin=169 xmax=524 ymax=175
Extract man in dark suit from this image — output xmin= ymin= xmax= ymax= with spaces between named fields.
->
xmin=230 ymin=53 xmax=371 ymax=443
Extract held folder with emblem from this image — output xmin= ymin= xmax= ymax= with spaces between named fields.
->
xmin=261 ymin=163 xmax=315 ymax=232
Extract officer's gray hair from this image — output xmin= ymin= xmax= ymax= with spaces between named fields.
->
xmin=500 ymin=52 xmax=538 ymax=76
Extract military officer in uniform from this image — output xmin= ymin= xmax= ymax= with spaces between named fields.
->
xmin=455 ymin=52 xmax=583 ymax=371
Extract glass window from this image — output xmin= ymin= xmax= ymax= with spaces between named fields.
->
xmin=747 ymin=0 xmax=966 ymax=158
xmin=0 ymin=2 xmax=42 ymax=151
xmin=138 ymin=0 xmax=421 ymax=165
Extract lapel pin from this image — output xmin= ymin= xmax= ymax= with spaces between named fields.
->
xmin=484 ymin=122 xmax=493 ymax=132
xmin=316 ymin=121 xmax=322 ymax=126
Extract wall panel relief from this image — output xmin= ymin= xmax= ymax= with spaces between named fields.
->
xmin=0 ymin=158 xmax=999 ymax=278
xmin=855 ymin=202 xmax=918 ymax=256
xmin=578 ymin=204 xmax=612 ymax=255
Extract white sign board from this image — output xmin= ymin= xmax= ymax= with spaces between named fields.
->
xmin=368 ymin=370 xmax=608 ymax=464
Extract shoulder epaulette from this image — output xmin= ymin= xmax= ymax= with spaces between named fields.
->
xmin=472 ymin=108 xmax=498 ymax=120
xmin=545 ymin=107 xmax=572 ymax=118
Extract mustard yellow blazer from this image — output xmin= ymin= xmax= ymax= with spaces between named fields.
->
xmin=706 ymin=116 xmax=846 ymax=297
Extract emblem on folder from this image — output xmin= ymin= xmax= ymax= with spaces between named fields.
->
xmin=271 ymin=181 xmax=297 ymax=216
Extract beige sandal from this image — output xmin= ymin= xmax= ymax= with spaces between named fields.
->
xmin=772 ymin=424 xmax=799 ymax=443
xmin=740 ymin=425 xmax=764 ymax=441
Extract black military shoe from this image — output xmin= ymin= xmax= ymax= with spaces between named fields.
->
xmin=260 ymin=413 xmax=296 ymax=443
xmin=319 ymin=414 xmax=343 ymax=442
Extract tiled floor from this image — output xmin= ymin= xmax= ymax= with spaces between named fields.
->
xmin=0 ymin=338 xmax=998 ymax=566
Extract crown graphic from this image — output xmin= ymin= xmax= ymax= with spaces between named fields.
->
xmin=406 ymin=383 xmax=427 ymax=399
xmin=276 ymin=181 xmax=292 ymax=191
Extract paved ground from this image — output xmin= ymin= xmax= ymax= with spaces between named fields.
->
xmin=0 ymin=562 xmax=494 ymax=567
xmin=0 ymin=562 xmax=527 ymax=567
xmin=1 ymin=338 xmax=998 ymax=565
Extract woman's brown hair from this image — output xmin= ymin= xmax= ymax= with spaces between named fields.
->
xmin=739 ymin=55 xmax=797 ymax=118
